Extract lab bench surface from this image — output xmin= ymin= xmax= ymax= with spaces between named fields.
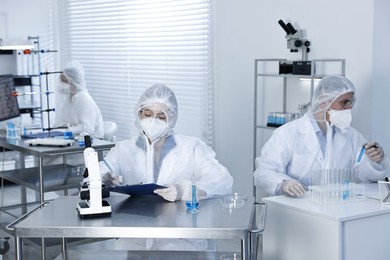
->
xmin=0 ymin=137 xmax=114 ymax=157
xmin=11 ymin=195 xmax=257 ymax=260
xmin=262 ymin=183 xmax=390 ymax=260
xmin=54 ymin=249 xmax=241 ymax=260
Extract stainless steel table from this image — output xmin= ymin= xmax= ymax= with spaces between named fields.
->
xmin=9 ymin=195 xmax=259 ymax=260
xmin=0 ymin=137 xmax=114 ymax=203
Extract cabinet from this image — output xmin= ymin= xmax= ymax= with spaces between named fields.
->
xmin=253 ymin=59 xmax=345 ymax=198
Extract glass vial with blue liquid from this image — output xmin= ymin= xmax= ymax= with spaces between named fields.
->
xmin=186 ymin=177 xmax=199 ymax=213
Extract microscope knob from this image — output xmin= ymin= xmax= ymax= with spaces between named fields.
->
xmin=294 ymin=39 xmax=303 ymax=47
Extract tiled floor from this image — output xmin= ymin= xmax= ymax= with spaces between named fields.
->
xmin=0 ymin=182 xmax=244 ymax=260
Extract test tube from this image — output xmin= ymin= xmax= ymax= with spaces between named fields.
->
xmin=186 ymin=177 xmax=199 ymax=213
xmin=357 ymin=146 xmax=365 ymax=162
xmin=191 ymin=178 xmax=197 ymax=206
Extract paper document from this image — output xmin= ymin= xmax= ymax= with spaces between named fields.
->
xmin=109 ymin=183 xmax=166 ymax=196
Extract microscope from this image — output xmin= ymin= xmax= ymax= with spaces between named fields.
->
xmin=278 ymin=19 xmax=311 ymax=75
xmin=77 ymin=135 xmax=111 ymax=218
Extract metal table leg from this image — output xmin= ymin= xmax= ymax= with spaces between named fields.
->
xmin=38 ymin=157 xmax=44 ymax=203
xmin=15 ymin=237 xmax=22 ymax=260
xmin=40 ymin=238 xmax=45 ymax=260
xmin=242 ymin=233 xmax=250 ymax=260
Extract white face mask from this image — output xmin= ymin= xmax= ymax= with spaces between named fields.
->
xmin=57 ymin=82 xmax=71 ymax=94
xmin=328 ymin=109 xmax=352 ymax=129
xmin=140 ymin=117 xmax=169 ymax=142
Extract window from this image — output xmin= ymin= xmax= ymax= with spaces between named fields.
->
xmin=58 ymin=0 xmax=215 ymax=146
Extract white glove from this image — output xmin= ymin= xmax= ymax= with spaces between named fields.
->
xmin=154 ymin=184 xmax=184 ymax=202
xmin=282 ymin=179 xmax=306 ymax=197
xmin=102 ymin=172 xmax=123 ymax=188
xmin=365 ymin=142 xmax=384 ymax=163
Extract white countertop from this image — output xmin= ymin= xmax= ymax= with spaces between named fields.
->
xmin=262 ymin=183 xmax=390 ymax=222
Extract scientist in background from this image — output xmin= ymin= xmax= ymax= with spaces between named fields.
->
xmin=100 ymin=83 xmax=233 ymax=202
xmin=54 ymin=60 xmax=104 ymax=139
xmin=254 ymin=74 xmax=388 ymax=197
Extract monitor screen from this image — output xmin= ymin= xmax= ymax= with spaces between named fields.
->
xmin=0 ymin=75 xmax=20 ymax=122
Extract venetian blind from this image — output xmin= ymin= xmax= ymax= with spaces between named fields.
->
xmin=58 ymin=0 xmax=215 ymax=146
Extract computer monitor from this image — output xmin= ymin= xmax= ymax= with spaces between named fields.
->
xmin=0 ymin=75 xmax=20 ymax=122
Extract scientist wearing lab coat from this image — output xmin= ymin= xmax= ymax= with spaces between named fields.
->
xmin=99 ymin=83 xmax=233 ymax=201
xmin=54 ymin=60 xmax=104 ymax=139
xmin=98 ymin=83 xmax=233 ymax=251
xmin=254 ymin=74 xmax=388 ymax=197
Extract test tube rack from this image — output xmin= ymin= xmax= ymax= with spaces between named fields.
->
xmin=308 ymin=169 xmax=365 ymax=204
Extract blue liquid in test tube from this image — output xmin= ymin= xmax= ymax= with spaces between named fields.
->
xmin=357 ymin=146 xmax=365 ymax=162
xmin=186 ymin=178 xmax=199 ymax=213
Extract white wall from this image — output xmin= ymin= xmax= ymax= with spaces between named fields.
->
xmin=214 ymin=0 xmax=377 ymax=194
xmin=372 ymin=0 xmax=390 ymax=153
xmin=0 ymin=0 xmax=58 ymax=128
xmin=0 ymin=0 xmax=52 ymax=39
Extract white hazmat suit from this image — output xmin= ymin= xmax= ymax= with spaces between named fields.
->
xmin=100 ymin=83 xmax=233 ymax=200
xmin=98 ymin=83 xmax=233 ymax=251
xmin=254 ymin=75 xmax=388 ymax=196
xmin=54 ymin=60 xmax=104 ymax=139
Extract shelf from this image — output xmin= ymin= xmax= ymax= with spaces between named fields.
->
xmin=0 ymin=164 xmax=83 ymax=192
xmin=256 ymin=125 xmax=278 ymax=130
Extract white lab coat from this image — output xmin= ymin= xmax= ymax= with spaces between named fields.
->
xmin=99 ymin=133 xmax=232 ymax=251
xmin=55 ymin=91 xmax=104 ymax=139
xmin=99 ymin=134 xmax=233 ymax=199
xmin=254 ymin=113 xmax=388 ymax=196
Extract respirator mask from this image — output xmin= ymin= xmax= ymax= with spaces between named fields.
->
xmin=138 ymin=106 xmax=169 ymax=142
xmin=57 ymin=81 xmax=71 ymax=94
xmin=328 ymin=109 xmax=352 ymax=129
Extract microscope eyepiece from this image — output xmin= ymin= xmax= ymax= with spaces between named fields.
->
xmin=278 ymin=19 xmax=291 ymax=35
xmin=286 ymin=23 xmax=297 ymax=35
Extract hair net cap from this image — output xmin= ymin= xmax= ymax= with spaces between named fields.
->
xmin=310 ymin=74 xmax=355 ymax=122
xmin=136 ymin=83 xmax=178 ymax=129
xmin=62 ymin=60 xmax=87 ymax=92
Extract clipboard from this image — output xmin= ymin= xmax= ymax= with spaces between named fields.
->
xmin=108 ymin=183 xmax=166 ymax=196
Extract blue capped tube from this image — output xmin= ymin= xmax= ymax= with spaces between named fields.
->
xmin=357 ymin=146 xmax=365 ymax=163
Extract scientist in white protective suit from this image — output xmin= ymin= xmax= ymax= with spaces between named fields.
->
xmin=54 ymin=60 xmax=104 ymax=139
xmin=98 ymin=83 xmax=233 ymax=250
xmin=254 ymin=74 xmax=388 ymax=197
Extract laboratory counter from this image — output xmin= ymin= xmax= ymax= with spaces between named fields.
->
xmin=262 ymin=183 xmax=390 ymax=260
xmin=0 ymin=136 xmax=114 ymax=158
xmin=9 ymin=194 xmax=264 ymax=260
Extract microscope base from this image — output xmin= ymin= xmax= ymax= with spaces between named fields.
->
xmin=77 ymin=200 xmax=112 ymax=218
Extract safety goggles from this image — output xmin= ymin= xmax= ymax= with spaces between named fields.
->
xmin=139 ymin=105 xmax=168 ymax=121
xmin=335 ymin=97 xmax=356 ymax=109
